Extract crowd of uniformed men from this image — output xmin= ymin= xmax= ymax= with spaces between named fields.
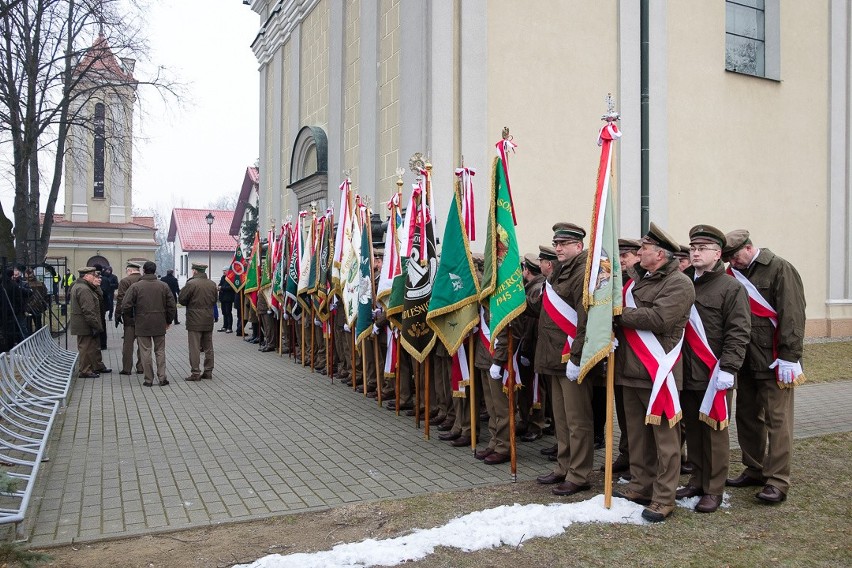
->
xmin=67 ymin=219 xmax=805 ymax=524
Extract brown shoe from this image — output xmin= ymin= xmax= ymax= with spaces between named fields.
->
xmin=450 ymin=436 xmax=472 ymax=447
xmin=676 ymin=485 xmax=704 ymax=499
xmin=438 ymin=431 xmax=461 ymax=441
xmin=540 ymin=444 xmax=558 ymax=456
xmin=726 ymin=472 xmax=765 ymax=487
xmin=437 ymin=419 xmax=455 ymax=432
xmin=536 ymin=472 xmax=566 ymax=485
xmin=680 ymin=462 xmax=694 ymax=475
xmin=474 ymin=448 xmax=494 ymax=461
xmin=613 ymin=488 xmax=652 ymax=506
xmin=756 ymin=484 xmax=786 ymax=504
xmin=601 ymin=454 xmax=630 ymax=473
xmin=429 ymin=414 xmax=447 ymax=426
xmin=184 ymin=376 xmax=201 ymax=381
xmin=366 ymin=391 xmax=378 ymax=399
xmin=695 ymin=494 xmax=722 ymax=513
xmin=552 ymin=481 xmax=591 ymax=496
xmin=641 ymin=501 xmax=674 ymax=523
xmin=200 ymin=372 xmax=212 ymax=380
xmin=483 ymin=452 xmax=510 ymax=465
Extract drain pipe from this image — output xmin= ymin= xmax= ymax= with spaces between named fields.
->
xmin=640 ymin=0 xmax=650 ymax=234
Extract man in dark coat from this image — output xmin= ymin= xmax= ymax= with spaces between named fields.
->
xmin=160 ymin=269 xmax=181 ymax=324
xmin=217 ymin=267 xmax=235 ymax=333
xmin=124 ymin=261 xmax=176 ymax=386
xmin=69 ymin=267 xmax=103 ymax=378
xmin=723 ymin=229 xmax=806 ymax=504
xmin=100 ymin=266 xmax=119 ymax=321
xmin=115 ymin=261 xmax=144 ymax=375
xmin=178 ymin=263 xmax=219 ymax=380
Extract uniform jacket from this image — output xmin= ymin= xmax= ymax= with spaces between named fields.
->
xmin=738 ymin=249 xmax=806 ymax=378
xmin=123 ymin=274 xmax=176 ymax=337
xmin=682 ymin=261 xmax=751 ymax=390
xmin=178 ymin=273 xmax=219 ymax=331
xmin=115 ymin=273 xmax=142 ymax=325
xmin=615 ymin=258 xmax=695 ymax=388
xmin=535 ymin=250 xmax=588 ymax=375
xmin=519 ymin=273 xmax=545 ymax=364
xmin=69 ymin=279 xmax=102 ymax=336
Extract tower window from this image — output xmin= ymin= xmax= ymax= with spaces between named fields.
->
xmin=93 ymin=103 xmax=105 ymax=198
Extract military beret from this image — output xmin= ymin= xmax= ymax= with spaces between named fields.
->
xmin=641 ymin=222 xmax=681 ymax=253
xmin=78 ymin=266 xmax=100 ymax=276
xmin=191 ymin=262 xmax=208 ymax=272
xmin=689 ymin=224 xmax=726 ymax=249
xmin=523 ymin=253 xmax=541 ymax=274
xmin=618 ymin=238 xmax=642 ymax=252
xmin=723 ymin=229 xmax=751 ymax=259
xmin=538 ymin=245 xmax=557 ymax=261
xmin=552 ymin=222 xmax=586 ymax=242
xmin=673 ymin=245 xmax=691 ymax=259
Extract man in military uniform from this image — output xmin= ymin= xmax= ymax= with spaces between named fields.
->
xmin=69 ymin=267 xmax=104 ymax=378
xmin=723 ymin=229 xmax=805 ymax=504
xmin=674 ymin=245 xmax=692 ymax=272
xmin=115 ymin=261 xmax=144 ymax=375
xmin=614 ymin=223 xmax=695 ymax=522
xmin=534 ymin=223 xmax=595 ymax=497
xmin=677 ymin=225 xmax=750 ymax=513
xmin=179 ymin=262 xmax=219 ymax=381
xmin=517 ymin=253 xmax=546 ymax=442
xmin=536 ymin=245 xmax=559 ymax=457
xmin=123 ymin=261 xmax=176 ymax=386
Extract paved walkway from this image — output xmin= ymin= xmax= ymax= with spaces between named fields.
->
xmin=20 ymin=314 xmax=852 ymax=546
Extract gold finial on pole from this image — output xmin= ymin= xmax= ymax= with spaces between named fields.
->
xmin=602 ymin=92 xmax=620 ymax=122
xmin=395 ymin=167 xmax=405 ymax=189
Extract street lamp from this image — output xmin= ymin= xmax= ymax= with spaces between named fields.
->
xmin=205 ymin=212 xmax=215 ymax=271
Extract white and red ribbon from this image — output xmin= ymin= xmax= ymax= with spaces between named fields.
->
xmin=542 ymin=281 xmax=578 ymax=362
xmin=622 ymin=280 xmax=684 ymax=427
xmin=384 ymin=327 xmax=398 ymax=377
xmin=495 ymin=138 xmax=518 ymax=225
xmin=454 ymin=167 xmax=476 ymax=240
xmin=450 ymin=342 xmax=470 ymax=397
xmin=685 ymin=305 xmax=729 ymax=430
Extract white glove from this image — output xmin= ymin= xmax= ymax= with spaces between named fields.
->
xmin=372 ymin=307 xmax=383 ymax=318
xmin=282 ymin=312 xmax=289 ymax=321
xmin=768 ymin=359 xmax=802 ymax=385
xmin=343 ymin=323 xmax=350 ymax=333
xmin=611 ymin=338 xmax=619 ymax=352
xmin=330 ymin=297 xmax=338 ymax=311
xmin=565 ymin=361 xmax=580 ymax=381
xmin=471 ymin=325 xmax=479 ymax=334
xmin=314 ymin=318 xmax=322 ymax=327
xmin=489 ymin=364 xmax=502 ymax=380
xmin=716 ymin=370 xmax=735 ymax=390
xmin=519 ymin=356 xmax=531 ymax=367
xmin=372 ymin=324 xmax=380 ymax=335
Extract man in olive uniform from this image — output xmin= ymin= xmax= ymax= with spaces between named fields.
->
xmin=614 ymin=223 xmax=695 ymax=523
xmin=534 ymin=223 xmax=595 ymax=497
xmin=179 ymin=262 xmax=219 ymax=380
xmin=723 ymin=229 xmax=806 ymax=504
xmin=115 ymin=261 xmax=144 ymax=375
xmin=676 ymin=225 xmax=750 ymax=513
xmin=123 ymin=261 xmax=176 ymax=386
xmin=517 ymin=253 xmax=546 ymax=442
xmin=69 ymin=267 xmax=104 ymax=378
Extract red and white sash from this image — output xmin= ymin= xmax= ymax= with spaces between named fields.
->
xmin=450 ymin=342 xmax=470 ymax=397
xmin=684 ymin=306 xmax=729 ymax=430
xmin=383 ymin=327 xmax=398 ymax=377
xmin=478 ymin=308 xmax=494 ymax=355
xmin=542 ymin=281 xmax=578 ymax=363
xmin=622 ymin=280 xmax=684 ymax=427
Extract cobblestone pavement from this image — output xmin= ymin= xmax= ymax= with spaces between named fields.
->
xmin=22 ymin=313 xmax=852 ymax=545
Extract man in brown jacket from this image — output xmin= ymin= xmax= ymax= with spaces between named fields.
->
xmin=115 ymin=261 xmax=144 ymax=375
xmin=534 ymin=223 xmax=594 ymax=497
xmin=123 ymin=261 xmax=176 ymax=386
xmin=677 ymin=225 xmax=751 ymax=513
xmin=723 ymin=229 xmax=806 ymax=504
xmin=179 ymin=263 xmax=219 ymax=380
xmin=614 ymin=223 xmax=695 ymax=523
xmin=517 ymin=253 xmax=546 ymax=442
xmin=69 ymin=267 xmax=104 ymax=378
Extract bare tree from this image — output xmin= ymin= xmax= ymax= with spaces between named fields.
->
xmin=134 ymin=203 xmax=172 ymax=273
xmin=0 ymin=0 xmax=182 ymax=265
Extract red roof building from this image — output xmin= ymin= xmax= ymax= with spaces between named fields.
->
xmin=167 ymin=208 xmax=239 ymax=284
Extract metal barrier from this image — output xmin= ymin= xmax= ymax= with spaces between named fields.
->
xmin=0 ymin=326 xmax=77 ymax=539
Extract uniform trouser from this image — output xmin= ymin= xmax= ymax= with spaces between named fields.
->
xmin=450 ymin=387 xmax=472 ymax=438
xmin=414 ymin=354 xmax=437 ymax=413
xmin=187 ymin=330 xmax=214 ymax=376
xmin=363 ymin=336 xmax=383 ymax=390
xmin=735 ymin=373 xmax=794 ymax=493
xmin=518 ymin=366 xmax=546 ymax=435
xmin=312 ymin=323 xmax=326 ymax=369
xmin=138 ymin=335 xmax=167 ymax=383
xmin=622 ymin=385 xmax=682 ymax=506
xmin=550 ymin=374 xmax=595 ymax=484
xmin=337 ymin=327 xmax=352 ymax=377
xmin=398 ymin=351 xmax=415 ymax=406
xmin=121 ymin=324 xmax=143 ymax=373
xmin=261 ymin=312 xmax=277 ymax=348
xmin=76 ymin=334 xmax=99 ymax=374
xmin=615 ymin=384 xmax=630 ymax=461
xmin=433 ymin=353 xmax=454 ymax=422
xmin=682 ymin=388 xmax=732 ymax=496
xmin=480 ymin=369 xmax=511 ymax=454
xmin=294 ymin=318 xmax=304 ymax=359
xmin=221 ymin=301 xmax=233 ymax=330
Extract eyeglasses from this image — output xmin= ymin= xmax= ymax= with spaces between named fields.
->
xmin=689 ymin=245 xmax=720 ymax=253
xmin=552 ymin=240 xmax=578 ymax=248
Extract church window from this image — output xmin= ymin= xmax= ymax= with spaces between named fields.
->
xmin=94 ymin=103 xmax=105 ymax=198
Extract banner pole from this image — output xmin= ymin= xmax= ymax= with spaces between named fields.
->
xmin=468 ymin=334 xmax=477 ymax=454
xmin=394 ymin=333 xmax=401 ymax=416
xmin=604 ymin=341 xmax=615 ymax=509
xmin=507 ymin=328 xmax=517 ymax=482
xmin=424 ymin=354 xmax=431 ymax=440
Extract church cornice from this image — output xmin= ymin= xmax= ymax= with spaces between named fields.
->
xmin=251 ymin=0 xmax=321 ymax=66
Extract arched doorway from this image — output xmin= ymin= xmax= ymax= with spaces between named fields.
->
xmin=86 ymin=255 xmax=110 ymax=269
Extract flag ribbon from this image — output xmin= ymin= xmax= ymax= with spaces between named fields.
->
xmin=622 ymin=279 xmax=683 ymax=427
xmin=685 ymin=306 xmax=729 ymax=430
xmin=450 ymin=342 xmax=470 ymax=397
xmin=495 ymin=138 xmax=518 ymax=225
xmin=454 ymin=167 xmax=477 ymax=241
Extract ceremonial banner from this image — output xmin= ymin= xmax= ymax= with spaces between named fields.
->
xmin=297 ymin=214 xmax=317 ymax=312
xmin=332 ymin=179 xmax=352 ymax=295
xmin=356 ymin=206 xmax=375 ymax=344
xmin=244 ymin=231 xmax=261 ymax=311
xmin=478 ymin=152 xmax=525 ymax=349
xmin=315 ymin=210 xmax=333 ymax=321
xmin=270 ymin=224 xmax=288 ymax=315
xmin=285 ymin=216 xmax=304 ymax=316
xmin=377 ymin=192 xmax=403 ymax=307
xmin=340 ymin=199 xmax=361 ymax=326
xmin=578 ymin=119 xmax=623 ymax=381
xmin=385 ymin=195 xmax=414 ymax=328
xmin=225 ymin=244 xmax=247 ymax=292
xmin=426 ymin=182 xmax=479 ymax=355
xmin=400 ymin=179 xmax=437 ymax=362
